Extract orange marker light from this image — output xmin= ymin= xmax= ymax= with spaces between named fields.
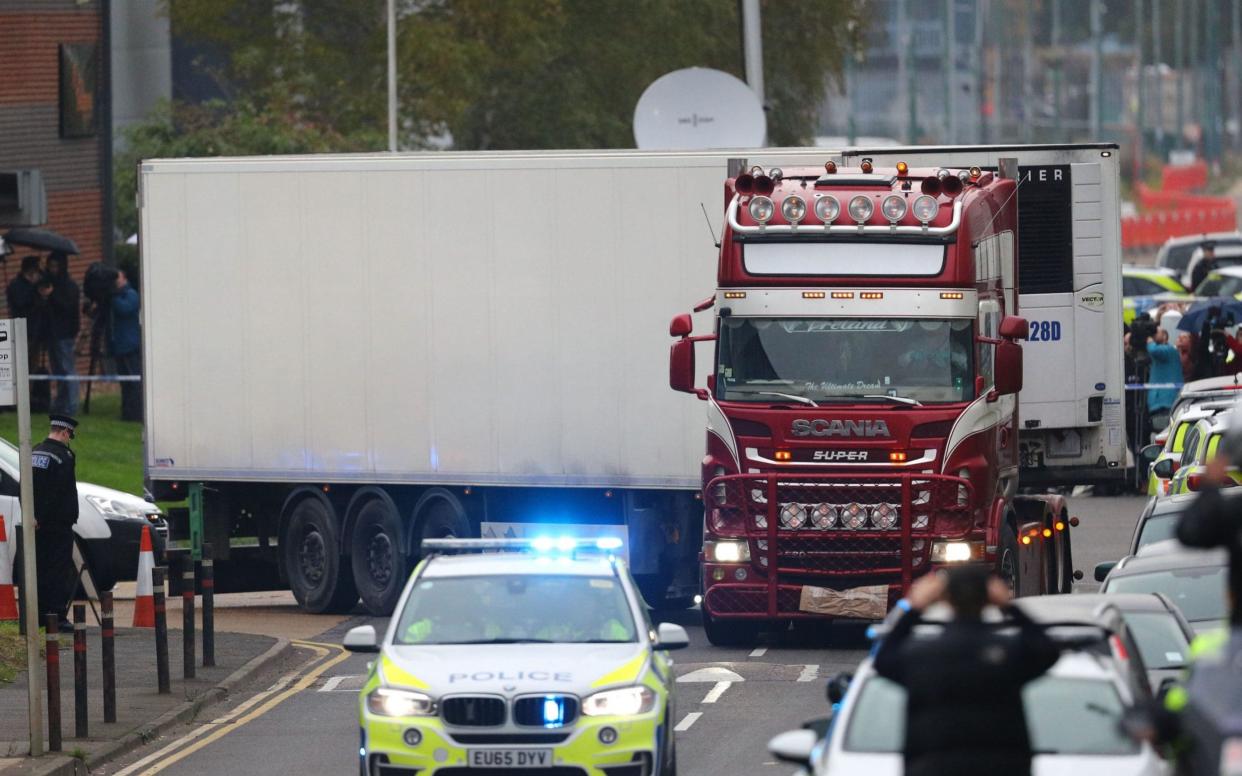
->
xmin=860 ymin=160 xmax=874 ymax=174
xmin=802 ymin=291 xmax=826 ymax=299
xmin=1021 ymin=535 xmax=1032 ymax=545
xmin=1042 ymin=528 xmax=1053 ymax=538
xmin=940 ymin=292 xmax=964 ymax=300
xmin=896 ymin=161 xmax=909 ymax=175
xmin=824 ymin=160 xmax=837 ymax=174
xmin=831 ymin=292 xmax=855 ymax=299
xmin=774 ymin=450 xmax=792 ymax=461
xmin=723 ymin=291 xmax=747 ymax=299
xmin=860 ymin=292 xmax=884 ymax=300
xmin=1055 ymin=521 xmax=1066 ymax=531
xmin=889 ymin=451 xmax=908 ymax=462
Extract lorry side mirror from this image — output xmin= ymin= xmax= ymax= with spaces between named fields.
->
xmin=669 ymin=313 xmax=693 ymax=338
xmin=993 ymin=340 xmax=1023 ymax=396
xmin=999 ymin=315 xmax=1029 ymax=339
xmin=670 ymin=339 xmax=699 ymax=396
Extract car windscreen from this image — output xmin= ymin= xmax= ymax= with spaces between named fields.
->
xmin=1195 ymin=274 xmax=1242 ymax=297
xmin=1136 ymin=515 xmax=1179 ymax=551
xmin=1122 ymin=611 xmax=1189 ymax=669
xmin=1106 ymin=567 xmax=1229 ymax=622
xmin=394 ymin=574 xmax=637 ymax=645
xmin=843 ymin=675 xmax=1139 ymax=755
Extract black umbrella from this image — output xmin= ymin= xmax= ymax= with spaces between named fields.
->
xmin=2 ymin=228 xmax=80 ymax=255
xmin=1178 ymin=299 xmax=1242 ymax=333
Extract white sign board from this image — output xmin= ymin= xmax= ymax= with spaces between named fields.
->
xmin=0 ymin=320 xmax=16 ymax=406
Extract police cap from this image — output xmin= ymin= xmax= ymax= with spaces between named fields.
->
xmin=49 ymin=414 xmax=78 ymax=433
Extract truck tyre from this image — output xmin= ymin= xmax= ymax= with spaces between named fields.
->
xmin=998 ymin=518 xmax=1021 ymax=595
xmin=701 ymin=609 xmax=759 ymax=647
xmin=351 ymin=498 xmax=408 ymax=616
xmin=413 ymin=497 xmax=471 ymax=556
xmin=284 ymin=497 xmax=358 ymax=614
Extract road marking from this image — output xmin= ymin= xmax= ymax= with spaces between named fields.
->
xmin=319 ymin=674 xmax=364 ymax=693
xmin=677 ymin=666 xmax=744 ymax=683
xmin=701 ymin=681 xmax=731 ymax=703
xmin=749 ymin=647 xmax=767 ymax=657
xmin=673 ymin=712 xmax=702 ymax=732
xmin=797 ymin=664 xmax=819 ymax=682
xmin=113 ymin=640 xmax=350 ymax=776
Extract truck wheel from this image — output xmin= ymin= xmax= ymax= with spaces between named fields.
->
xmin=351 ymin=499 xmax=408 ymax=616
xmin=413 ymin=498 xmax=470 ymax=555
xmin=998 ymin=519 xmax=1021 ymax=595
xmin=284 ymin=497 xmax=358 ymax=614
xmin=702 ymin=609 xmax=759 ymax=647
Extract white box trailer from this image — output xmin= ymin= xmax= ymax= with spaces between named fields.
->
xmin=139 ymin=148 xmax=834 ymax=614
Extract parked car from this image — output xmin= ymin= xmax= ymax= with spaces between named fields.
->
xmin=1097 ymin=541 xmax=1230 ymax=635
xmin=1123 ymin=266 xmax=1189 ymax=324
xmin=1143 ymin=405 xmax=1230 ymax=496
xmin=0 ymin=437 xmax=167 ymax=592
xmin=1183 ymin=244 xmax=1242 ymax=291
xmin=768 ymin=629 xmax=1169 ymax=776
xmin=1014 ymin=593 xmax=1193 ymax=693
xmin=1155 ymin=232 xmax=1242 ymax=277
xmin=1130 ymin=495 xmax=1198 ymax=556
xmin=1166 ymin=415 xmax=1242 ymax=495
xmin=1192 ymin=265 xmax=1242 ymax=299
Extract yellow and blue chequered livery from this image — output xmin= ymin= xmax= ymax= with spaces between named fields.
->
xmin=349 ymin=541 xmax=686 ymax=776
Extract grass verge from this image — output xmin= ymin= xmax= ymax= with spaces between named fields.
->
xmin=0 ymin=621 xmax=24 ymax=683
xmin=0 ymin=393 xmax=145 ymax=495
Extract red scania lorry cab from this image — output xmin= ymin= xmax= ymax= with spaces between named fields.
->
xmin=670 ymin=150 xmax=1115 ymax=646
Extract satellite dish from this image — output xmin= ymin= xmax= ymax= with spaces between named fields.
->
xmin=633 ymin=68 xmax=765 ymax=150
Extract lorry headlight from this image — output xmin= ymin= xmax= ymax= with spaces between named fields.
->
xmin=810 ymin=503 xmax=837 ymax=530
xmin=582 ymin=686 xmax=656 ymax=717
xmin=841 ymin=502 xmax=868 ymax=530
xmin=870 ymin=503 xmax=899 ymax=530
xmin=367 ymin=688 xmax=436 ymax=717
xmin=707 ymin=540 xmax=750 ymax=563
xmin=931 ymin=541 xmax=982 ymax=563
xmin=778 ymin=502 xmax=807 ymax=529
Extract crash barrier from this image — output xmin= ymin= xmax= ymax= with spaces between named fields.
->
xmin=132 ymin=525 xmax=155 ymax=628
xmin=1162 ymin=159 xmax=1209 ymax=192
xmin=45 ymin=615 xmax=61 ymax=751
xmin=152 ymin=566 xmax=170 ymax=694
xmin=0 ymin=514 xmax=16 ymax=621
xmin=701 ymin=473 xmax=972 ymax=619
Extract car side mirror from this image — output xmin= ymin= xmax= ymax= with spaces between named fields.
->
xmin=999 ymin=315 xmax=1029 ymax=339
xmin=826 ymin=672 xmax=853 ymax=705
xmin=1151 ymin=458 xmax=1176 ymax=479
xmin=767 ymin=729 xmax=818 ymax=767
xmin=656 ymin=623 xmax=690 ymax=651
xmin=993 ymin=340 xmax=1023 ymax=396
xmin=669 ymin=313 xmax=693 ymax=338
xmin=801 ymin=715 xmax=834 ymax=738
xmin=343 ymin=624 xmax=379 ymax=653
xmin=1094 ymin=561 xmax=1117 ymax=583
xmin=1140 ymin=444 xmax=1163 ymax=464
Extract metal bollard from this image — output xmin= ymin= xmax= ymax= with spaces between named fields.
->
xmin=73 ymin=604 xmax=87 ymax=738
xmin=152 ymin=567 xmax=170 ymax=694
xmin=201 ymin=543 xmax=214 ymax=667
xmin=45 ymin=615 xmax=61 ymax=752
xmin=182 ymin=566 xmax=195 ymax=679
xmin=101 ymin=591 xmax=115 ymax=723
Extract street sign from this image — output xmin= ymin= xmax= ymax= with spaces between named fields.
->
xmin=0 ymin=320 xmax=13 ymax=406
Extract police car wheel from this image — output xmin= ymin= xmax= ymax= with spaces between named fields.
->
xmin=351 ymin=498 xmax=408 ymax=616
xmin=283 ymin=497 xmax=358 ymax=614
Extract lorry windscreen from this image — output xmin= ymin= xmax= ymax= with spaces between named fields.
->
xmin=717 ymin=317 xmax=974 ymax=405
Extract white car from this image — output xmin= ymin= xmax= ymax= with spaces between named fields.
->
xmin=769 ymin=641 xmax=1169 ymax=776
xmin=0 ymin=437 xmax=166 ymax=590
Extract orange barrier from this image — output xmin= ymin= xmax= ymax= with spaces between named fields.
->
xmin=1162 ymin=160 xmax=1209 ymax=192
xmin=1122 ymin=203 xmax=1237 ymax=248
xmin=0 ymin=514 xmax=17 ymax=622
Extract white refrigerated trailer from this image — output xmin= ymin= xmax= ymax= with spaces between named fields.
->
xmin=138 ymin=149 xmax=831 ymax=614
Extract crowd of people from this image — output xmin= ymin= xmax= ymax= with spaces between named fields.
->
xmin=3 ymin=251 xmax=142 ymax=421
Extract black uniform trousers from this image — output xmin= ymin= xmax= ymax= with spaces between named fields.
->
xmin=14 ymin=527 xmax=76 ymax=622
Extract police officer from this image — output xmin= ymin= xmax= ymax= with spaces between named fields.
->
xmin=872 ymin=567 xmax=1061 ymax=776
xmin=31 ymin=414 xmax=79 ymax=627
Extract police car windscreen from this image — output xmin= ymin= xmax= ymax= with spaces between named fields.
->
xmin=717 ymin=318 xmax=974 ymax=405
xmin=844 ymin=676 xmax=1138 ymax=755
xmin=1106 ymin=567 xmax=1229 ymax=623
xmin=1194 ymin=273 xmax=1242 ymax=297
xmin=394 ymin=575 xmax=638 ymax=645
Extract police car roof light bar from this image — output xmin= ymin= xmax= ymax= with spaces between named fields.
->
xmin=421 ymin=537 xmax=624 ymax=555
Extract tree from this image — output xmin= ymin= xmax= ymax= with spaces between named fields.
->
xmin=165 ymin=0 xmax=862 ymax=150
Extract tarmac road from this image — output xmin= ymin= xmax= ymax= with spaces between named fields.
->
xmin=93 ymin=494 xmax=1147 ymax=776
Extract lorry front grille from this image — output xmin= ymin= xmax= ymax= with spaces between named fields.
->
xmin=442 ymin=696 xmax=506 ymax=727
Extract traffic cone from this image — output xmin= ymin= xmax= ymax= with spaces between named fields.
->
xmin=132 ymin=524 xmax=155 ymax=628
xmin=0 ymin=515 xmax=17 ymax=621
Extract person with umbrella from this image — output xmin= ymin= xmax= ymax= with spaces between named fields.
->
xmin=1177 ymin=300 xmax=1242 ymax=378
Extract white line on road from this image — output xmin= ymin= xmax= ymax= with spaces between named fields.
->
xmin=318 ymin=674 xmax=362 ymax=693
xmin=702 ymin=681 xmax=731 ymax=703
xmin=797 ymin=664 xmax=819 ymax=682
xmin=674 ymin=712 xmax=703 ymax=732
xmin=749 ymin=647 xmax=767 ymax=657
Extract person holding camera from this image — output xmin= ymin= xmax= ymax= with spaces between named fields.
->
xmin=873 ymin=567 xmax=1062 ymax=776
xmin=1147 ymin=327 xmax=1182 ymax=433
xmin=110 ymin=269 xmax=141 ymax=422
xmin=44 ymin=251 xmax=80 ymax=416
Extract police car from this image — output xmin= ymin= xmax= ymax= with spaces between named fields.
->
xmin=344 ymin=537 xmax=688 ymax=776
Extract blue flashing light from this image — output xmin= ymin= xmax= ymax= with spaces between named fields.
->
xmin=531 ymin=536 xmax=556 ymax=552
xmin=542 ymin=696 xmax=566 ymax=728
xmin=555 ymin=536 xmax=576 ymax=552
xmin=596 ymin=537 xmax=623 ymax=551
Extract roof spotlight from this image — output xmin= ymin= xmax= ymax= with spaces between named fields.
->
xmin=748 ymin=196 xmax=775 ymax=223
xmin=881 ymin=194 xmax=907 ymax=223
xmin=781 ymin=195 xmax=807 ymax=223
xmin=912 ymin=194 xmax=939 ymax=224
xmin=848 ymin=195 xmax=874 ymax=223
xmin=814 ymin=195 xmax=840 ymax=223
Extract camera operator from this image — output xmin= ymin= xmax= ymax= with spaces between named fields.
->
xmin=1193 ymin=306 xmax=1242 ymax=379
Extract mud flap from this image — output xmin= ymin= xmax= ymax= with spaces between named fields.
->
xmin=798 ymin=584 xmax=888 ymax=619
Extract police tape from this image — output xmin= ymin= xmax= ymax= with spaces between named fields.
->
xmin=1124 ymin=382 xmax=1183 ymax=390
xmin=25 ymin=375 xmax=141 ymax=382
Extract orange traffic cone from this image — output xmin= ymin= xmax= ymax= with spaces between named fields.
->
xmin=0 ymin=514 xmax=17 ymax=621
xmin=132 ymin=524 xmax=155 ymax=628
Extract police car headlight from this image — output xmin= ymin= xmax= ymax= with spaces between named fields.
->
xmin=367 ymin=687 xmax=436 ymax=717
xmin=581 ymin=686 xmax=656 ymax=717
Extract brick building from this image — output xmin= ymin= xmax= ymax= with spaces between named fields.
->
xmin=0 ymin=0 xmax=111 ymax=370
